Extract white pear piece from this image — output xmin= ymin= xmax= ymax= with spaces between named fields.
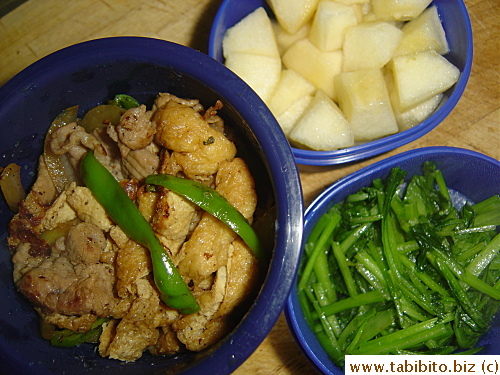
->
xmin=289 ymin=90 xmax=354 ymax=150
xmin=282 ymin=38 xmax=342 ymax=99
xmin=335 ymin=68 xmax=398 ymax=141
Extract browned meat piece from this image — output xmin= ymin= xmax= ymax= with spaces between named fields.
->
xmin=99 ymin=278 xmax=178 ymax=361
xmin=107 ymin=120 xmax=160 ymax=181
xmin=39 ymin=311 xmax=98 ymax=332
xmin=17 ymin=255 xmax=117 ymax=317
xmin=115 ymin=240 xmax=152 ymax=298
xmin=65 ymin=222 xmax=106 ymax=265
xmin=121 ymin=146 xmax=160 ymax=181
xmin=176 ymin=157 xmax=257 ymax=283
xmin=49 ymin=122 xmax=103 ymax=170
xmin=151 ymin=188 xmax=199 ymax=257
xmin=173 ymin=266 xmax=227 ymax=351
xmin=91 ymin=128 xmax=126 ymax=181
xmin=203 ymin=100 xmax=225 ymax=133
xmin=11 ymin=243 xmax=45 ymax=283
xmin=153 ymin=100 xmax=236 ymax=181
xmin=214 ymin=238 xmax=259 ymax=319
xmin=116 ymin=105 xmax=155 ymax=150
xmin=7 ymin=157 xmax=58 ymax=254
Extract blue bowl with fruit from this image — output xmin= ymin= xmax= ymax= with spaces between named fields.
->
xmin=209 ymin=0 xmax=473 ymax=166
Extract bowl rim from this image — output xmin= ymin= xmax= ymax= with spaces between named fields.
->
xmin=285 ymin=146 xmax=500 ymax=374
xmin=0 ymin=36 xmax=304 ymax=375
xmin=208 ymin=0 xmax=474 ymax=166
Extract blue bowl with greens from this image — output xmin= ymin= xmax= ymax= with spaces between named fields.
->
xmin=285 ymin=147 xmax=500 ymax=374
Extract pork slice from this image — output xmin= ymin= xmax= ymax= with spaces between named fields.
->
xmin=116 ymin=105 xmax=155 ymax=150
xmin=172 ymin=266 xmax=227 ymax=351
xmin=153 ymin=101 xmax=236 ymax=181
xmin=103 ymin=278 xmax=173 ymax=361
xmin=65 ymin=222 xmax=107 ymax=265
xmin=17 ymin=252 xmax=117 ymax=317
xmin=213 ymin=239 xmax=259 ymax=319
xmin=121 ymin=146 xmax=160 ymax=181
xmin=39 ymin=310 xmax=97 ymax=332
xmin=115 ymin=240 xmax=152 ymax=298
xmin=65 ymin=184 xmax=113 ymax=232
xmin=151 ymin=189 xmax=198 ymax=257
xmin=215 ymin=158 xmax=257 ymax=221
xmin=49 ymin=122 xmax=103 ymax=171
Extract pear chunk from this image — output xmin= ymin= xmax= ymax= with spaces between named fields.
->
xmin=276 ymin=94 xmax=314 ymax=135
xmin=282 ymin=38 xmax=342 ymax=99
xmin=272 ymin=20 xmax=311 ymax=55
xmin=289 ymin=90 xmax=354 ymax=150
xmin=309 ymin=1 xmax=358 ymax=51
xmin=268 ymin=69 xmax=316 ymax=117
xmin=223 ymin=7 xmax=279 ymax=58
xmin=336 ymin=0 xmax=370 ymax=4
xmin=393 ymin=93 xmax=443 ymax=131
xmin=342 ymin=21 xmax=403 ymax=72
xmin=225 ymin=52 xmax=281 ymax=103
xmin=335 ymin=68 xmax=398 ymax=141
xmin=390 ymin=50 xmax=459 ymax=111
xmin=266 ymin=0 xmax=319 ymax=34
xmin=371 ymin=0 xmax=432 ymax=21
xmin=394 ymin=5 xmax=450 ymax=56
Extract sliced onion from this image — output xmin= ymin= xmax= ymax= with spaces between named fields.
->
xmin=0 ymin=163 xmax=26 ymax=212
xmin=81 ymin=104 xmax=125 ymax=132
xmin=43 ymin=106 xmax=79 ymax=193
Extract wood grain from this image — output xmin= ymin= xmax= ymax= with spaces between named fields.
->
xmin=0 ymin=0 xmax=498 ymax=374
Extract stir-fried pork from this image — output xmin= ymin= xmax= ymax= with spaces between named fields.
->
xmin=7 ymin=93 xmax=261 ymax=362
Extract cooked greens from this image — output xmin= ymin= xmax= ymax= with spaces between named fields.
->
xmin=298 ymin=162 xmax=499 ymax=366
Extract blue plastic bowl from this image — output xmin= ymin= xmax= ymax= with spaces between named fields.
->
xmin=209 ymin=0 xmax=473 ymax=166
xmin=285 ymin=146 xmax=500 ymax=374
xmin=0 ymin=37 xmax=303 ymax=375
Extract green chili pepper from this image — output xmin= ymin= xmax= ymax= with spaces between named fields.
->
xmin=80 ymin=150 xmax=199 ymax=315
xmin=145 ymin=173 xmax=265 ymax=261
xmin=50 ymin=317 xmax=109 ymax=347
xmin=111 ymin=94 xmax=140 ymax=109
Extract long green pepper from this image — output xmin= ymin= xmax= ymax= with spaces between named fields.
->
xmin=80 ymin=151 xmax=199 ymax=315
xmin=145 ymin=173 xmax=265 ymax=261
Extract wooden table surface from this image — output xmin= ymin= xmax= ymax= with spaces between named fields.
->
xmin=0 ymin=0 xmax=498 ymax=374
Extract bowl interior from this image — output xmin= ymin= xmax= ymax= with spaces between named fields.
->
xmin=209 ymin=0 xmax=473 ymax=165
xmin=285 ymin=147 xmax=500 ymax=375
xmin=0 ymin=37 xmax=303 ymax=375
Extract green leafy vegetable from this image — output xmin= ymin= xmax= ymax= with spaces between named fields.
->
xmin=298 ymin=162 xmax=499 ymax=367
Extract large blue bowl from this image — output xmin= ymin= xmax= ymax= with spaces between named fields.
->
xmin=209 ymin=0 xmax=473 ymax=166
xmin=285 ymin=146 xmax=500 ymax=374
xmin=0 ymin=37 xmax=303 ymax=375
